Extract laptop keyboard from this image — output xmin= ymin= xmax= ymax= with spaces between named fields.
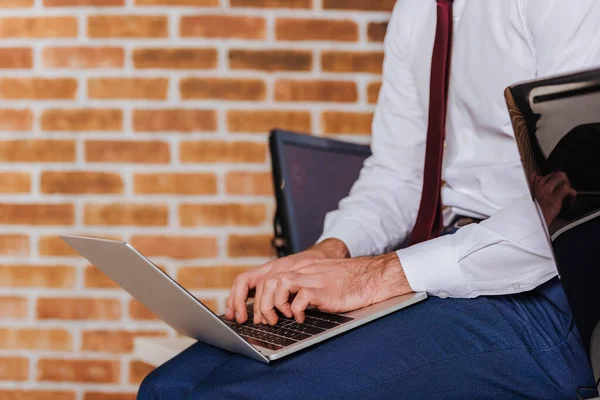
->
xmin=221 ymin=305 xmax=354 ymax=351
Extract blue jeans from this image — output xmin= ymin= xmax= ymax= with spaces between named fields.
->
xmin=138 ymin=278 xmax=594 ymax=399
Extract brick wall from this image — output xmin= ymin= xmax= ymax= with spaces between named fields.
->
xmin=0 ymin=0 xmax=389 ymax=397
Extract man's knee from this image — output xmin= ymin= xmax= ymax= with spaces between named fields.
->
xmin=137 ymin=365 xmax=183 ymax=400
xmin=137 ymin=371 xmax=157 ymax=400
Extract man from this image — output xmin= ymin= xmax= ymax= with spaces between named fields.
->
xmin=139 ymin=1 xmax=600 ymax=398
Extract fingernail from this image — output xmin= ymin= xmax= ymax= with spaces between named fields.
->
xmin=226 ymin=306 xmax=232 ymax=315
xmin=235 ymin=312 xmax=241 ymax=321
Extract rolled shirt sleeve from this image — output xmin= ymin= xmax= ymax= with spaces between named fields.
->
xmin=399 ymin=195 xmax=557 ymax=298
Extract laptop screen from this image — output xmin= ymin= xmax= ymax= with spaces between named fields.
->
xmin=282 ymin=142 xmax=369 ymax=252
xmin=508 ymin=68 xmax=600 ymax=353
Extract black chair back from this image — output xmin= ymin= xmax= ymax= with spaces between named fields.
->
xmin=269 ymin=130 xmax=371 ymax=256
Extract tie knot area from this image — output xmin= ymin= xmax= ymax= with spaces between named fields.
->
xmin=437 ymin=0 xmax=453 ymax=3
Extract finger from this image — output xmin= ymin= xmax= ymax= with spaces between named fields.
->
xmin=273 ymin=277 xmax=299 ymax=319
xmin=545 ymin=172 xmax=571 ymax=192
xmin=539 ymin=171 xmax=561 ymax=187
xmin=231 ymin=272 xmax=257 ymax=324
xmin=253 ymin=280 xmax=264 ymax=324
xmin=225 ymin=295 xmax=234 ymax=320
xmin=290 ymin=288 xmax=323 ymax=323
xmin=258 ymin=277 xmax=280 ymax=325
xmin=555 ymin=183 xmax=576 ymax=202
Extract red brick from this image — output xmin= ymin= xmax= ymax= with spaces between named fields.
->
xmin=0 ymin=265 xmax=76 ymax=288
xmin=180 ymin=204 xmax=267 ymax=227
xmin=0 ymin=0 xmax=34 ymax=7
xmin=134 ymin=48 xmax=217 ymax=69
xmin=129 ymin=361 xmax=153 ymax=385
xmin=0 ymin=297 xmax=28 ymax=319
xmin=0 ymin=109 xmax=33 ymax=131
xmin=275 ymin=80 xmax=357 ymax=103
xmin=0 ymin=391 xmax=74 ymax=400
xmin=133 ymin=109 xmax=217 ymax=133
xmin=0 ymin=357 xmax=28 ymax=381
xmin=0 ymin=78 xmax=77 ymax=100
xmin=0 ymin=204 xmax=74 ymax=226
xmin=43 ymin=47 xmax=124 ymax=69
xmin=323 ymin=0 xmax=395 ymax=11
xmin=368 ymin=21 xmax=388 ymax=42
xmin=88 ymin=78 xmax=168 ymax=100
xmin=227 ymin=110 xmax=311 ymax=133
xmin=133 ymin=173 xmax=217 ymax=195
xmin=276 ymin=18 xmax=358 ymax=42
xmin=130 ymin=235 xmax=218 ymax=259
xmin=0 ymin=17 xmax=77 ymax=38
xmin=84 ymin=266 xmax=118 ymax=289
xmin=42 ymin=109 xmax=123 ymax=131
xmin=84 ymin=203 xmax=169 ymax=226
xmin=227 ymin=235 xmax=275 ymax=257
xmin=136 ymin=0 xmax=217 ymax=5
xmin=225 ymin=171 xmax=273 ymax=196
xmin=39 ymin=235 xmax=120 ymax=257
xmin=38 ymin=359 xmax=119 ymax=383
xmin=85 ymin=140 xmax=170 ymax=163
xmin=37 ymin=298 xmax=121 ymax=320
xmin=229 ymin=49 xmax=312 ymax=72
xmin=46 ymin=0 xmax=123 ymax=5
xmin=41 ymin=171 xmax=124 ymax=194
xmin=180 ymin=141 xmax=266 ymax=163
xmin=230 ymin=0 xmax=310 ymax=8
xmin=0 ymin=328 xmax=72 ymax=351
xmin=0 ymin=235 xmax=29 ymax=256
xmin=0 ymin=48 xmax=32 ymax=69
xmin=321 ymin=51 xmax=384 ymax=73
xmin=128 ymin=299 xmax=158 ymax=320
xmin=129 ymin=297 xmax=217 ymax=320
xmin=178 ymin=266 xmax=254 ymax=289
xmin=84 ymin=393 xmax=135 ymax=400
xmin=367 ymin=81 xmax=382 ymax=104
xmin=322 ymin=111 xmax=373 ymax=135
xmin=88 ymin=15 xmax=168 ymax=38
xmin=180 ymin=15 xmax=265 ymax=39
xmin=38 ymin=236 xmax=75 ymax=257
xmin=0 ymin=140 xmax=75 ymax=162
xmin=0 ymin=172 xmax=30 ymax=193
xmin=82 ymin=330 xmax=166 ymax=354
xmin=180 ymin=78 xmax=266 ymax=101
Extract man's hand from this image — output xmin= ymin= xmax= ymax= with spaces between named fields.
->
xmin=226 ymin=240 xmax=413 ymax=325
xmin=529 ymin=171 xmax=576 ymax=226
xmin=225 ymin=238 xmax=350 ymax=324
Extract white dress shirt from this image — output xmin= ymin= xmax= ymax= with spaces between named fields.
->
xmin=319 ymin=0 xmax=600 ymax=298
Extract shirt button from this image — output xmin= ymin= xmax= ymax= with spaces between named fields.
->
xmin=439 ymin=291 xmax=449 ymax=299
xmin=443 ymin=140 xmax=447 ymax=148
xmin=512 ymin=283 xmax=521 ymax=290
xmin=461 ymin=136 xmax=469 ymax=145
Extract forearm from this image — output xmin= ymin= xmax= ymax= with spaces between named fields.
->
xmin=359 ymin=252 xmax=414 ymax=302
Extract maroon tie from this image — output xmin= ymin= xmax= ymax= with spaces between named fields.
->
xmin=409 ymin=0 xmax=454 ymax=245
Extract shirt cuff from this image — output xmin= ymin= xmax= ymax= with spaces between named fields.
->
xmin=396 ymin=233 xmax=469 ymax=298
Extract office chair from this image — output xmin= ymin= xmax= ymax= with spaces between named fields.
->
xmin=269 ymin=129 xmax=371 ymax=257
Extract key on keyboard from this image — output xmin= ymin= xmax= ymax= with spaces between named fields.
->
xmin=221 ymin=306 xmax=354 ymax=350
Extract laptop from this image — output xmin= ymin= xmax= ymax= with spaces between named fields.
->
xmin=60 ymin=131 xmax=426 ymax=364
xmin=505 ymin=67 xmax=600 ymax=389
